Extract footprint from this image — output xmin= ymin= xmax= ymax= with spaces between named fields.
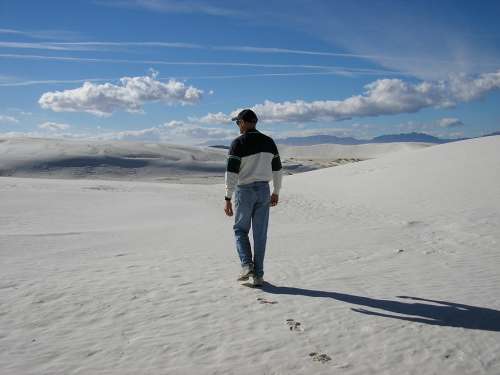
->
xmin=256 ymin=297 xmax=277 ymax=305
xmin=286 ymin=318 xmax=304 ymax=332
xmin=309 ymin=352 xmax=331 ymax=363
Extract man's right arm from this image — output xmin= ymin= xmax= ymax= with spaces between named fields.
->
xmin=224 ymin=139 xmax=241 ymax=200
xmin=271 ymin=140 xmax=283 ymax=196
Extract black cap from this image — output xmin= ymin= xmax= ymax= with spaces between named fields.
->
xmin=231 ymin=109 xmax=258 ymax=124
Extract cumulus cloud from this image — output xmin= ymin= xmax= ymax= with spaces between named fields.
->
xmin=1 ymin=121 xmax=236 ymax=144
xmin=189 ymin=112 xmax=232 ymax=124
xmin=0 ymin=115 xmax=19 ymax=124
xmin=39 ymin=73 xmax=204 ymax=116
xmin=438 ymin=117 xmax=464 ymax=128
xmin=162 ymin=120 xmax=235 ymax=139
xmin=38 ymin=121 xmax=71 ymax=131
xmin=218 ymin=71 xmax=500 ymax=123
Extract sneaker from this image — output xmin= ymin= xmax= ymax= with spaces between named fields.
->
xmin=237 ymin=264 xmax=254 ymax=281
xmin=252 ymin=276 xmax=264 ymax=287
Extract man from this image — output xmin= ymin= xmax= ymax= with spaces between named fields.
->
xmin=224 ymin=109 xmax=283 ymax=287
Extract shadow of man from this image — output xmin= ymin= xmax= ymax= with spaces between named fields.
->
xmin=260 ymin=282 xmax=500 ymax=332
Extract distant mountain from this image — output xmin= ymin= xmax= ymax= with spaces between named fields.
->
xmin=369 ymin=132 xmax=459 ymax=144
xmin=200 ymin=130 xmax=500 ymax=147
xmin=197 ymin=139 xmax=231 ymax=147
xmin=275 ymin=132 xmax=462 ymax=146
xmin=482 ymin=131 xmax=500 ymax=137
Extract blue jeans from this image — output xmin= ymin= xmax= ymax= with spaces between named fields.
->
xmin=233 ymin=181 xmax=270 ymax=278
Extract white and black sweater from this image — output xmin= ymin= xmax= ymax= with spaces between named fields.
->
xmin=224 ymin=129 xmax=283 ymax=199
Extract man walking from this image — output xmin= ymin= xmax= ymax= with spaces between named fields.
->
xmin=224 ymin=109 xmax=283 ymax=287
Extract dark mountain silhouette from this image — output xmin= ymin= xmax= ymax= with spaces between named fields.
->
xmin=276 ymin=132 xmax=463 ymax=146
xmin=369 ymin=132 xmax=464 ymax=144
xmin=482 ymin=130 xmax=500 ymax=137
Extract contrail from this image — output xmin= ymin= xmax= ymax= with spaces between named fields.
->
xmin=0 ymin=53 xmax=406 ymax=74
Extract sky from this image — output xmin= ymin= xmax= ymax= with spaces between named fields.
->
xmin=1 ymin=0 xmax=500 ymax=145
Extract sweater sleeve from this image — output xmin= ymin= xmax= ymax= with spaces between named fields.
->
xmin=271 ymin=140 xmax=283 ymax=195
xmin=224 ymin=139 xmax=242 ymax=199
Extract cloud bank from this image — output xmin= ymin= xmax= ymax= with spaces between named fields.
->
xmin=195 ymin=71 xmax=500 ymax=124
xmin=85 ymin=121 xmax=236 ymax=144
xmin=39 ymin=73 xmax=204 ymax=116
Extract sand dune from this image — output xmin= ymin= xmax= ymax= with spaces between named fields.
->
xmin=1 ymin=136 xmax=499 ymax=374
xmin=279 ymin=142 xmax=432 ymax=172
xmin=0 ymin=137 xmax=433 ymax=182
xmin=0 ymin=137 xmax=227 ymax=183
xmin=280 ymin=141 xmax=431 ymax=160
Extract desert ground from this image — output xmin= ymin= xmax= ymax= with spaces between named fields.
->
xmin=1 ymin=136 xmax=499 ymax=374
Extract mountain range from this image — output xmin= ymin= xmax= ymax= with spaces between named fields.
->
xmin=205 ymin=131 xmax=499 ymax=148
xmin=275 ymin=132 xmax=467 ymax=146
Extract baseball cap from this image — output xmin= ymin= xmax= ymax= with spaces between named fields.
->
xmin=231 ymin=109 xmax=258 ymax=124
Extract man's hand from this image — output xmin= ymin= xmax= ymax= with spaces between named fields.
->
xmin=270 ymin=193 xmax=279 ymax=207
xmin=224 ymin=200 xmax=233 ymax=216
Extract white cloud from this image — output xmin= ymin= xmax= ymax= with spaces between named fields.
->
xmin=189 ymin=112 xmax=232 ymax=124
xmin=82 ymin=121 xmax=236 ymax=144
xmin=438 ymin=117 xmax=464 ymax=128
xmin=217 ymin=71 xmax=500 ymax=123
xmin=0 ymin=115 xmax=19 ymax=124
xmin=38 ymin=121 xmax=71 ymax=131
xmin=162 ymin=120 xmax=235 ymax=139
xmin=0 ymin=121 xmax=236 ymax=145
xmin=39 ymin=73 xmax=204 ymax=116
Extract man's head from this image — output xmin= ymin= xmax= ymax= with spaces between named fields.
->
xmin=232 ymin=109 xmax=258 ymax=134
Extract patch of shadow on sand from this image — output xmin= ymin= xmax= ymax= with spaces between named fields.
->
xmin=38 ymin=156 xmax=150 ymax=169
xmin=261 ymin=283 xmax=500 ymax=332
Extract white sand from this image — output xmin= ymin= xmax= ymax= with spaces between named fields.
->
xmin=1 ymin=136 xmax=499 ymax=374
xmin=0 ymin=137 xmax=432 ymax=182
xmin=0 ymin=137 xmax=227 ymax=183
xmin=280 ymin=142 xmax=432 ymax=173
xmin=279 ymin=141 xmax=431 ymax=160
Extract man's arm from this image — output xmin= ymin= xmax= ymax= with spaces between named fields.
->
xmin=271 ymin=140 xmax=283 ymax=196
xmin=224 ymin=139 xmax=241 ymax=200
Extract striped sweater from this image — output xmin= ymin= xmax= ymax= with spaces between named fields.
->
xmin=225 ymin=128 xmax=283 ymax=199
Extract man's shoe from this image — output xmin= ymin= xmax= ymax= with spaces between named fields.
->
xmin=237 ymin=264 xmax=254 ymax=281
xmin=252 ymin=276 xmax=264 ymax=287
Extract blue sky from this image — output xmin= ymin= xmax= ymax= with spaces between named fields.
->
xmin=1 ymin=0 xmax=500 ymax=144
